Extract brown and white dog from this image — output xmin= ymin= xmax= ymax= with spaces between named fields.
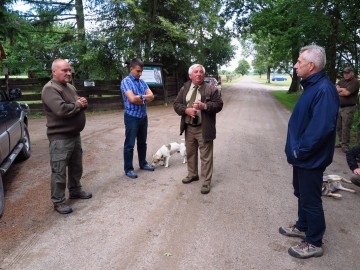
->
xmin=322 ymin=174 xmax=356 ymax=199
xmin=151 ymin=142 xmax=187 ymax=167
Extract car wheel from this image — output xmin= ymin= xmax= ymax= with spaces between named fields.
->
xmin=0 ymin=174 xmax=4 ymax=217
xmin=17 ymin=125 xmax=31 ymax=161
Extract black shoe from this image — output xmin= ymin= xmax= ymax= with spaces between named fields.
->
xmin=351 ymin=175 xmax=360 ymax=187
xmin=141 ymin=164 xmax=155 ymax=171
xmin=125 ymin=170 xmax=138 ymax=178
xmin=69 ymin=190 xmax=92 ymax=199
xmin=54 ymin=203 xmax=73 ymax=214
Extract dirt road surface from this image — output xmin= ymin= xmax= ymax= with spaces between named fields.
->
xmin=1 ymin=77 xmax=360 ymax=270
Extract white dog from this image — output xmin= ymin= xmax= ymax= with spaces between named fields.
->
xmin=151 ymin=142 xmax=187 ymax=167
xmin=322 ymin=174 xmax=356 ymax=199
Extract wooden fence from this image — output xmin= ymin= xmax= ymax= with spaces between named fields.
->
xmin=0 ymin=76 xmax=184 ymax=114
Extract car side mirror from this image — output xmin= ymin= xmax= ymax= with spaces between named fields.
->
xmin=9 ymin=88 xmax=22 ymax=100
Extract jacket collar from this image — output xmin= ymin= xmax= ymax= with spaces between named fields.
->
xmin=300 ymin=70 xmax=327 ymax=89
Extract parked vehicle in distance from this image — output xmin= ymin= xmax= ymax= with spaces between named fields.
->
xmin=0 ymin=88 xmax=31 ymax=217
xmin=271 ymin=76 xmax=288 ymax=81
xmin=204 ymin=77 xmax=222 ymax=95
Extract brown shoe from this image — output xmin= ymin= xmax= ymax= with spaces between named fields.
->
xmin=69 ymin=190 xmax=92 ymax=199
xmin=182 ymin=175 xmax=199 ymax=184
xmin=201 ymin=183 xmax=211 ymax=194
xmin=54 ymin=203 xmax=73 ymax=214
xmin=182 ymin=176 xmax=199 ymax=184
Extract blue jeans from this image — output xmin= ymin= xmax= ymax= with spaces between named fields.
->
xmin=293 ymin=166 xmax=325 ymax=247
xmin=124 ymin=113 xmax=148 ymax=172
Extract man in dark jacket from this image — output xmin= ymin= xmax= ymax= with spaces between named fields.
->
xmin=279 ymin=45 xmax=339 ymax=258
xmin=173 ymin=64 xmax=223 ymax=194
xmin=42 ymin=59 xmax=92 ymax=214
xmin=345 ymin=145 xmax=360 ymax=187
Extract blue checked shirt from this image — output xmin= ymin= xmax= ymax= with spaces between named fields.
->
xmin=120 ymin=74 xmax=149 ymax=118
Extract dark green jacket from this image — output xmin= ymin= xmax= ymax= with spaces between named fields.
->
xmin=42 ymin=80 xmax=86 ymax=141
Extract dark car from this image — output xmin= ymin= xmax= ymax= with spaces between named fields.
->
xmin=271 ymin=76 xmax=288 ymax=81
xmin=0 ymin=88 xmax=31 ymax=217
xmin=204 ymin=77 xmax=222 ymax=95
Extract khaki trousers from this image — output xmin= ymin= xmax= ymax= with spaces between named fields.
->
xmin=185 ymin=125 xmax=213 ymax=185
xmin=336 ymin=105 xmax=356 ymax=147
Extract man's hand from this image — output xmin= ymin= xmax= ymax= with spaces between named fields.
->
xmin=193 ymin=100 xmax=206 ymax=110
xmin=185 ymin=107 xmax=197 ymax=118
xmin=77 ymin=97 xmax=88 ymax=108
xmin=353 ymin=168 xmax=360 ymax=175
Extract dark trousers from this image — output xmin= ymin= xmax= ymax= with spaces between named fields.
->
xmin=50 ymin=136 xmax=83 ymax=205
xmin=124 ymin=113 xmax=148 ymax=172
xmin=293 ymin=166 xmax=325 ymax=247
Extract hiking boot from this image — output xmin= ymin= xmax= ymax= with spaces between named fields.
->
xmin=201 ymin=183 xmax=211 ymax=194
xmin=288 ymin=241 xmax=323 ymax=259
xmin=279 ymin=225 xmax=306 ymax=239
xmin=182 ymin=175 xmax=199 ymax=184
xmin=54 ymin=203 xmax=73 ymax=214
xmin=69 ymin=190 xmax=93 ymax=199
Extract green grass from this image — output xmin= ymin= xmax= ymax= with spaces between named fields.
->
xmin=28 ymin=112 xmax=45 ymax=119
xmin=270 ymin=90 xmax=301 ymax=111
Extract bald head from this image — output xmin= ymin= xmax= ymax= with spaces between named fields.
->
xmin=52 ymin=59 xmax=72 ymax=84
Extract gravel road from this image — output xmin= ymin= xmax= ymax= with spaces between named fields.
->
xmin=1 ymin=77 xmax=360 ymax=270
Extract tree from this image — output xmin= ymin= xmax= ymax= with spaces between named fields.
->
xmin=235 ymin=59 xmax=250 ymax=76
xmin=3 ymin=0 xmax=237 ymax=79
xmin=224 ymin=0 xmax=360 ymax=92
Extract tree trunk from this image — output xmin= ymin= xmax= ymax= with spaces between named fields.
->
xmin=266 ymin=65 xmax=270 ymax=83
xmin=75 ymin=0 xmax=87 ymax=78
xmin=288 ymin=68 xmax=300 ymax=93
xmin=144 ymin=0 xmax=158 ymax=61
xmin=327 ymin=4 xmax=340 ymax=83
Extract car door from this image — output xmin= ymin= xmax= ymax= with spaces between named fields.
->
xmin=5 ymin=99 xmax=22 ymax=153
xmin=0 ymin=92 xmax=11 ymax=163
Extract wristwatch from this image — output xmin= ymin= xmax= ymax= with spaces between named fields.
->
xmin=140 ymin=95 xmax=145 ymax=104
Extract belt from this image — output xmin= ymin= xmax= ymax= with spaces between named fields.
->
xmin=340 ymin=104 xmax=356 ymax=108
xmin=187 ymin=123 xmax=201 ymax=127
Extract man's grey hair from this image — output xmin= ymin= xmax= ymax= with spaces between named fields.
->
xmin=52 ymin=58 xmax=67 ymax=70
xmin=188 ymin=64 xmax=205 ymax=74
xmin=300 ymin=44 xmax=326 ymax=69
